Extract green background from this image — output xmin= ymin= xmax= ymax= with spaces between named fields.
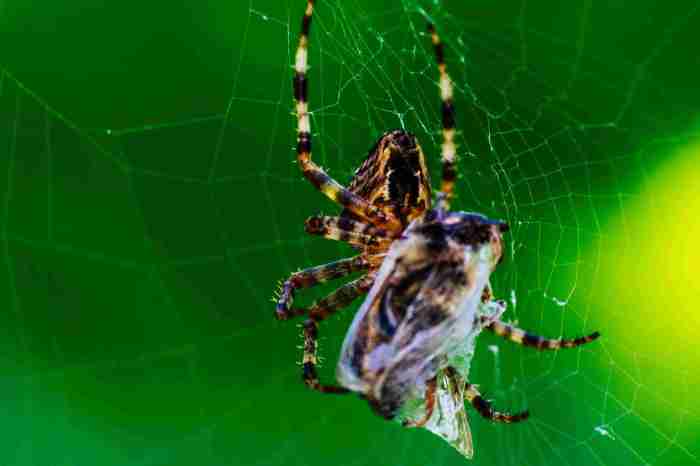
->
xmin=1 ymin=1 xmax=698 ymax=465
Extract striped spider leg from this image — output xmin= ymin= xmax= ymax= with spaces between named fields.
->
xmin=480 ymin=284 xmax=601 ymax=350
xmin=291 ymin=0 xmax=401 ymax=232
xmin=276 ymin=0 xmax=433 ymax=393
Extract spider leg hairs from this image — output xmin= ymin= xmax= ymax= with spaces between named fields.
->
xmin=275 ymin=0 xmax=601 ymax=459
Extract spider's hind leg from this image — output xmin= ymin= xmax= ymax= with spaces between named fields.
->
xmin=459 ymin=373 xmax=529 ymax=423
xmin=302 ymin=320 xmax=349 ymax=394
xmin=302 ymin=274 xmax=374 ymax=393
xmin=479 ymin=285 xmax=601 ymax=350
xmin=275 ymin=255 xmax=368 ymax=320
xmin=484 ymin=320 xmax=601 ymax=351
xmin=305 ymin=215 xmax=393 ymax=249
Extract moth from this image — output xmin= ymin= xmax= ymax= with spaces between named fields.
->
xmin=336 ymin=208 xmax=508 ymax=419
xmin=334 ymin=206 xmax=525 ymax=460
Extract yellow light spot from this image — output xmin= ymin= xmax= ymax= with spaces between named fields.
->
xmin=589 ymin=136 xmax=700 ymax=419
xmin=601 ymin=142 xmax=699 ymax=354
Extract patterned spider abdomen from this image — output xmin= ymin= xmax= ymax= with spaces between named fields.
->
xmin=336 ymin=211 xmax=508 ymax=419
xmin=341 ymin=130 xmax=432 ymax=229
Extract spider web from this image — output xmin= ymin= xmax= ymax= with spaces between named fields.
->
xmin=0 ymin=0 xmax=699 ymax=465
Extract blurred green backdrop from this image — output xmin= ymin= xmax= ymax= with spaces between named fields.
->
xmin=0 ymin=1 xmax=698 ymax=465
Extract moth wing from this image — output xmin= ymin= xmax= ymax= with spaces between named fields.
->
xmin=377 ymin=242 xmax=490 ymax=395
xmin=401 ymin=367 xmax=474 ymax=459
xmin=433 ymin=369 xmax=474 ymax=460
xmin=336 ymin=235 xmax=427 ymax=392
xmin=337 ymin=226 xmax=493 ymax=412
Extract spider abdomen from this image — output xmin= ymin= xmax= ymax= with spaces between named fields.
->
xmin=341 ymin=130 xmax=432 ymax=229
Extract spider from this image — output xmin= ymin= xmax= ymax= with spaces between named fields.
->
xmin=276 ymin=0 xmax=600 ymax=433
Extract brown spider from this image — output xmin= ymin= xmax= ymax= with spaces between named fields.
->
xmin=276 ymin=0 xmax=600 ymax=433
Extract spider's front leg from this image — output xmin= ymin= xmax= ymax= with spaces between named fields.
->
xmin=464 ymin=380 xmax=530 ymax=423
xmin=427 ymin=23 xmax=457 ymax=209
xmin=302 ymin=274 xmax=374 ymax=393
xmin=275 ymin=255 xmax=368 ymax=320
xmin=439 ymin=367 xmax=529 ymax=424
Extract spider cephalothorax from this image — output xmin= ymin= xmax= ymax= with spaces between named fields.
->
xmin=275 ymin=0 xmax=600 ymax=458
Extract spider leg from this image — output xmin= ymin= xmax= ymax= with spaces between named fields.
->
xmin=275 ymin=255 xmax=369 ymax=320
xmin=462 ymin=377 xmax=529 ymax=423
xmin=302 ymin=274 xmax=374 ymax=393
xmin=305 ymin=215 xmax=393 ymax=249
xmin=293 ymin=1 xmax=401 ymax=231
xmin=484 ymin=320 xmax=601 ymax=350
xmin=307 ymin=273 xmax=375 ymax=321
xmin=479 ymin=284 xmax=601 ymax=350
xmin=402 ymin=376 xmax=437 ymax=428
xmin=427 ymin=23 xmax=457 ymax=208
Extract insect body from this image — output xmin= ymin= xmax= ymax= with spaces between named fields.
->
xmin=337 ymin=211 xmax=506 ymax=420
xmin=275 ymin=0 xmax=601 ymax=458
